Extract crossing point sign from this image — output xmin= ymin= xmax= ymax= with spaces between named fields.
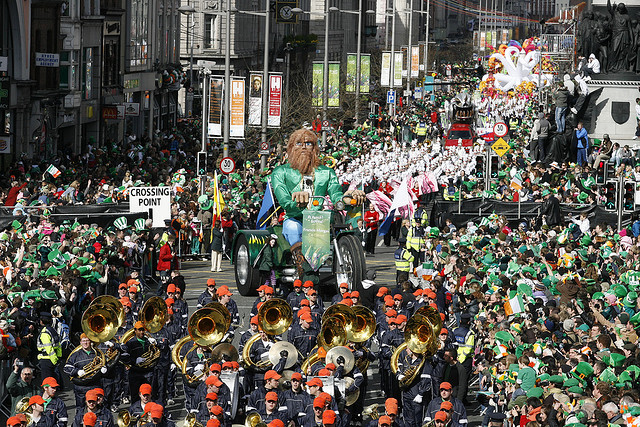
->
xmin=491 ymin=137 xmax=510 ymax=157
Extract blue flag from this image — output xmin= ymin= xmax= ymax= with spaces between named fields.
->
xmin=256 ymin=180 xmax=275 ymax=229
xmin=378 ymin=209 xmax=396 ymax=237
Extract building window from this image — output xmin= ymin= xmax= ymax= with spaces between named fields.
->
xmin=129 ymin=0 xmax=149 ymax=67
xmin=59 ymin=51 xmax=79 ymax=90
xmin=204 ymin=14 xmax=221 ymax=50
xmin=83 ymin=47 xmax=93 ymax=99
xmin=103 ymin=42 xmax=119 ymax=87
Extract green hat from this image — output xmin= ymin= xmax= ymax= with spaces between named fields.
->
xmin=609 ymin=353 xmax=626 ymax=367
xmin=41 ymin=290 xmax=58 ymax=300
xmin=495 ymin=331 xmax=515 ymax=344
xmin=563 ymin=378 xmax=579 ymax=388
xmin=623 ymin=292 xmax=638 ymax=307
xmin=549 ymin=375 xmax=564 ymax=384
xmin=23 ymin=290 xmax=41 ymax=300
xmin=580 ymin=234 xmax=592 ymax=246
xmin=567 ymin=385 xmax=584 ymax=394
xmin=572 ymin=362 xmax=594 ymax=380
xmin=599 ymin=367 xmax=618 ymax=382
xmin=134 ymin=218 xmax=147 ymax=231
xmin=517 ymin=282 xmax=533 ymax=297
xmin=45 ymin=266 xmax=61 ymax=276
xmin=630 ymin=312 xmax=640 ymax=326
xmin=577 ymin=192 xmax=589 ymax=202
xmin=592 ymin=292 xmax=604 ymax=300
xmin=576 ymin=324 xmax=590 ymax=332
xmin=198 ymin=195 xmax=213 ymax=211
xmin=542 ymin=189 xmax=550 ymax=196
xmin=526 ymin=387 xmax=544 ymax=398
xmin=613 ymin=285 xmax=628 ymax=298
xmin=508 ymin=395 xmax=528 ymax=410
xmin=114 ymin=216 xmax=128 ymax=230
xmin=11 ymin=220 xmax=22 ymax=231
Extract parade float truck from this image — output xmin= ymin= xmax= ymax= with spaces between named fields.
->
xmin=444 ymin=91 xmax=477 ymax=148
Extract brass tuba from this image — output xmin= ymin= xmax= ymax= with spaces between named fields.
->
xmin=390 ymin=306 xmax=442 ymax=389
xmin=242 ymin=299 xmax=292 ymax=371
xmin=15 ymin=397 xmax=33 ymax=425
xmin=120 ymin=297 xmax=168 ymax=369
xmin=362 ymin=404 xmax=380 ymax=420
xmin=245 ymin=412 xmax=266 ymax=427
xmin=67 ymin=296 xmax=123 ymax=385
xmin=116 ymin=409 xmax=131 ymax=427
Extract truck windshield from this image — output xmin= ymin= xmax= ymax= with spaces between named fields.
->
xmin=448 ymin=130 xmax=472 ymax=139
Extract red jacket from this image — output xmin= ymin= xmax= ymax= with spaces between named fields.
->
xmin=5 ymin=182 xmax=27 ymax=207
xmin=364 ymin=210 xmax=380 ymax=231
xmin=157 ymin=243 xmax=174 ymax=271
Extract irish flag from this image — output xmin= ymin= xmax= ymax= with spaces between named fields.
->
xmin=504 ymin=290 xmax=525 ymax=315
xmin=46 ymin=165 xmax=61 ymax=178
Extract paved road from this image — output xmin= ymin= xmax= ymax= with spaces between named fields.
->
xmin=58 ymin=241 xmax=481 ymax=425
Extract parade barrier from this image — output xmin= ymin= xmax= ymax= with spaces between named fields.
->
xmin=0 ymin=204 xmax=148 ymax=229
xmin=432 ymin=198 xmax=634 ymax=229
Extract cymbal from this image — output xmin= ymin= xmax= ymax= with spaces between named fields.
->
xmin=344 ymin=377 xmax=360 ymax=406
xmin=210 ymin=342 xmax=239 ymax=363
xmin=268 ymin=341 xmax=298 ymax=369
xmin=326 ymin=346 xmax=355 ymax=374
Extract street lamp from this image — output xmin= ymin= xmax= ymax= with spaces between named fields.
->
xmin=333 ymin=6 xmax=375 ymax=124
xmin=292 ymin=5 xmax=335 ymax=148
xmin=178 ymin=4 xmax=196 ymax=117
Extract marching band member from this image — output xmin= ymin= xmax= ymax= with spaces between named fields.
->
xmin=64 ymin=334 xmax=105 ymax=409
xmin=292 ymin=311 xmax=318 ymax=359
xmin=139 ymin=403 xmax=175 ymax=427
xmin=166 ymin=284 xmax=188 ymax=334
xmin=286 ymin=280 xmax=305 ymax=312
xmin=181 ymin=341 xmax=211 ymax=412
xmin=257 ymin=391 xmax=289 ymax=425
xmin=216 ymin=286 xmax=239 ymax=341
xmin=128 ymin=384 xmax=156 ymax=420
xmin=247 ymin=370 xmax=286 ymax=413
xmin=128 ymin=284 xmax=143 ymax=320
xmin=280 ymin=372 xmax=309 ymax=422
xmin=71 ymin=389 xmax=114 ymax=427
xmin=331 ymin=283 xmax=350 ymax=305
xmin=239 ymin=316 xmax=260 ymax=354
xmin=27 ymin=395 xmax=52 ymax=427
xmin=123 ymin=321 xmax=157 ymax=404
xmin=40 ymin=377 xmax=68 ymax=427
xmin=395 ymin=345 xmax=433 ymax=426
xmin=197 ymin=279 xmax=218 ymax=309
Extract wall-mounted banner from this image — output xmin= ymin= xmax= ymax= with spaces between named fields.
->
xmin=230 ymin=78 xmax=245 ymax=139
xmin=268 ymin=73 xmax=282 ymax=128
xmin=248 ymin=73 xmax=262 ymax=126
xmin=312 ymin=62 xmax=322 ymax=108
xmin=393 ymin=52 xmax=403 ymax=87
xmin=380 ymin=52 xmax=391 ymax=87
xmin=411 ymin=46 xmax=420 ymax=78
xmin=328 ymin=62 xmax=340 ymax=108
xmin=276 ymin=0 xmax=298 ymax=24
xmin=360 ymin=54 xmax=370 ymax=94
xmin=208 ymin=77 xmax=223 ymax=137
xmin=346 ymin=54 xmax=357 ymax=93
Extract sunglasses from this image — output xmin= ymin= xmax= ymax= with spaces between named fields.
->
xmin=314 ymin=407 xmax=323 ymax=410
xmin=441 ymin=409 xmax=451 ymax=413
xmin=266 ymin=400 xmax=276 ymax=404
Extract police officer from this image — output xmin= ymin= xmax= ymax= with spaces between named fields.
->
xmin=41 ymin=377 xmax=68 ymax=427
xmin=394 ymin=243 xmax=414 ymax=286
xmin=452 ymin=313 xmax=474 ymax=405
xmin=37 ymin=312 xmax=62 ymax=384
xmin=415 ymin=120 xmax=428 ymax=144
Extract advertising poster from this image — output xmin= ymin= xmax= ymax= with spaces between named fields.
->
xmin=229 ymin=78 xmax=245 ymax=139
xmin=302 ymin=210 xmax=332 ymax=271
xmin=380 ymin=52 xmax=391 ymax=87
xmin=393 ymin=52 xmax=403 ymax=87
xmin=411 ymin=46 xmax=420 ymax=78
xmin=328 ymin=62 xmax=339 ymax=108
xmin=268 ymin=74 xmax=282 ymax=128
xmin=346 ymin=54 xmax=357 ymax=93
xmin=312 ymin=62 xmax=323 ymax=107
xmin=248 ymin=73 xmax=262 ymax=126
xmin=360 ymin=54 xmax=371 ymax=93
xmin=207 ymin=77 xmax=223 ymax=137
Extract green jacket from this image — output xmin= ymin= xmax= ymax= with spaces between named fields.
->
xmin=6 ymin=371 xmax=39 ymax=415
xmin=271 ymin=164 xmax=344 ymax=221
xmin=259 ymin=246 xmax=276 ymax=272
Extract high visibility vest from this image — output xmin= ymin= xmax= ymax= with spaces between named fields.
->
xmin=37 ymin=326 xmax=62 ymax=363
xmin=416 ymin=123 xmax=427 ymax=136
xmin=407 ymin=226 xmax=422 ymax=252
xmin=395 ymin=248 xmax=414 ymax=272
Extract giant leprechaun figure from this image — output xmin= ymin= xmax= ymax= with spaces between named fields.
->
xmin=271 ymin=128 xmax=366 ymax=279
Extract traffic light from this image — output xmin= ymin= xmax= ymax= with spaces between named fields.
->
xmin=490 ymin=155 xmax=499 ymax=179
xmin=197 ymin=151 xmax=207 ymax=176
xmin=604 ymin=181 xmax=617 ymax=211
xmin=474 ymin=156 xmax=485 ymax=179
xmin=624 ymin=182 xmax=636 ymax=212
xmin=596 ymin=161 xmax=607 ymax=184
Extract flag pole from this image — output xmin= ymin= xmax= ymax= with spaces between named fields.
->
xmin=259 ymin=206 xmax=281 ymax=228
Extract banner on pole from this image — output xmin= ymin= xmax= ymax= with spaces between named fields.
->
xmin=480 ymin=31 xmax=486 ymax=50
xmin=346 ymin=54 xmax=357 ymax=93
xmin=328 ymin=62 xmax=339 ymax=108
xmin=312 ymin=62 xmax=323 ymax=107
xmin=268 ymin=73 xmax=282 ymax=128
xmin=207 ymin=77 xmax=223 ymax=137
xmin=401 ymin=47 xmax=408 ymax=77
xmin=411 ymin=46 xmax=420 ymax=78
xmin=230 ymin=78 xmax=245 ymax=139
xmin=360 ymin=54 xmax=370 ymax=93
xmin=393 ymin=52 xmax=403 ymax=87
xmin=380 ymin=52 xmax=391 ymax=87
xmin=248 ymin=73 xmax=262 ymax=126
